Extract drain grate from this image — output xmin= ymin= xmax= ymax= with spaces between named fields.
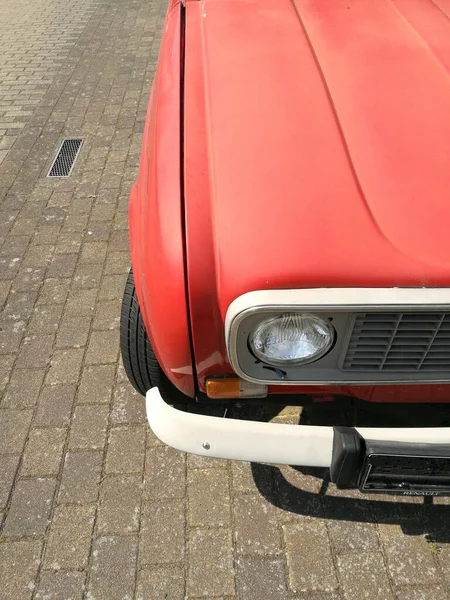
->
xmin=47 ymin=138 xmax=83 ymax=177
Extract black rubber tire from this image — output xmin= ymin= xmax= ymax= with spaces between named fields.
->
xmin=120 ymin=269 xmax=189 ymax=403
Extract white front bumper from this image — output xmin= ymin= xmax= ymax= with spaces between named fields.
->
xmin=146 ymin=388 xmax=450 ymax=467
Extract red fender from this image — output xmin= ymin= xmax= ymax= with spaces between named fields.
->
xmin=129 ymin=2 xmax=194 ymax=397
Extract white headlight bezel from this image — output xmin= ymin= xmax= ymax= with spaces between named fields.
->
xmin=225 ymin=288 xmax=450 ymax=386
xmin=249 ymin=313 xmax=335 ymax=367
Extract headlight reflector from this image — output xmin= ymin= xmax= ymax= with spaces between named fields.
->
xmin=249 ymin=313 xmax=334 ymax=366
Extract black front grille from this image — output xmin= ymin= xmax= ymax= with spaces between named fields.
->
xmin=343 ymin=312 xmax=450 ymax=372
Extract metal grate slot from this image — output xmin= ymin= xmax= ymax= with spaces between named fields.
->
xmin=47 ymin=138 xmax=83 ymax=177
xmin=343 ymin=313 xmax=450 ymax=372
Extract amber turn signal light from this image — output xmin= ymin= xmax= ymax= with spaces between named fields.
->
xmin=205 ymin=377 xmax=267 ymax=399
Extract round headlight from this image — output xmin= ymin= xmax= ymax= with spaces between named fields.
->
xmin=249 ymin=313 xmax=334 ymax=367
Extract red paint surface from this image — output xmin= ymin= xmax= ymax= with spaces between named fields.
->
xmin=183 ymin=0 xmax=450 ymax=402
xmin=129 ymin=2 xmax=194 ymax=397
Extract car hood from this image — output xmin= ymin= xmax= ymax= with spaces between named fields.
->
xmin=183 ymin=0 xmax=450 ymax=378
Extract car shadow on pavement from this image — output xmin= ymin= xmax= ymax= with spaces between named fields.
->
xmin=250 ymin=400 xmax=450 ymax=542
xmin=252 ymin=463 xmax=450 ymax=541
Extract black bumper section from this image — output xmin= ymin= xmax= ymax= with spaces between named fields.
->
xmin=330 ymin=427 xmax=450 ymax=496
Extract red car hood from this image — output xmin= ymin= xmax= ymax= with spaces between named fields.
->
xmin=183 ymin=0 xmax=450 ymax=379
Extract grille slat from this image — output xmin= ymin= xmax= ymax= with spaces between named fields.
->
xmin=343 ymin=313 xmax=450 ymax=372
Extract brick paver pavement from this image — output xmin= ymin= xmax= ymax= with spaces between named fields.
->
xmin=1 ymin=1 xmax=450 ymax=599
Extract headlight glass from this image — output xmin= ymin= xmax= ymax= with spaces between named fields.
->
xmin=249 ymin=313 xmax=334 ymax=367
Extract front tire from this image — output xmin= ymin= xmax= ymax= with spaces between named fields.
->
xmin=120 ymin=269 xmax=189 ymax=403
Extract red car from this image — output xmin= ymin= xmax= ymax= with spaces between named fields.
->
xmin=120 ymin=0 xmax=450 ymax=495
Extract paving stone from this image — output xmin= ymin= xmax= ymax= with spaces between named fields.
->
xmin=64 ymin=288 xmax=97 ymax=316
xmin=104 ymin=250 xmax=130 ymax=275
xmin=56 ymin=315 xmax=91 ymax=348
xmin=3 ymin=478 xmax=56 ymax=538
xmin=0 ymin=454 xmax=20 ymax=509
xmin=284 ymin=520 xmax=338 ymax=593
xmin=88 ymin=535 xmax=138 ymax=600
xmin=48 ymin=192 xmax=73 ymax=209
xmin=293 ymin=594 xmax=342 ymax=600
xmin=69 ymin=404 xmax=109 ymax=450
xmin=54 ymin=232 xmax=83 ymax=255
xmin=98 ymin=273 xmax=126 ymax=300
xmin=12 ymin=267 xmax=45 ymax=292
xmin=16 ymin=335 xmax=54 ymax=369
xmin=0 ymin=408 xmax=33 ymax=453
xmin=237 ymin=556 xmax=288 ymax=600
xmin=0 ymin=321 xmax=24 ymax=354
xmin=337 ymin=551 xmax=395 ymax=600
xmin=21 ymin=427 xmax=66 ymax=476
xmin=188 ymin=528 xmax=235 ymax=597
xmin=46 ymin=253 xmax=77 ymax=278
xmin=34 ymin=384 xmax=76 ymax=426
xmin=27 ymin=303 xmax=63 ymax=334
xmin=85 ymin=329 xmax=120 ymax=364
xmin=72 ymin=262 xmax=104 ymax=288
xmin=79 ymin=241 xmax=107 ymax=264
xmin=77 ymin=364 xmax=115 ymax=404
xmin=0 ymin=280 xmax=11 ymax=307
xmin=1 ymin=234 xmax=31 ymax=258
xmin=136 ymin=565 xmax=185 ymax=600
xmin=0 ymin=540 xmax=42 ymax=600
xmin=231 ymin=459 xmax=273 ymax=495
xmin=111 ymin=382 xmax=146 ymax=424
xmin=58 ymin=451 xmax=103 ymax=504
xmin=0 ymin=354 xmax=15 ymax=393
xmin=234 ymin=494 xmax=281 ymax=555
xmin=33 ymin=225 xmax=61 ymax=246
xmin=61 ymin=214 xmax=88 ymax=233
xmin=22 ymin=244 xmax=54 ymax=268
xmin=113 ymin=211 xmax=129 ymax=230
xmin=92 ymin=298 xmax=121 ymax=329
xmin=188 ymin=468 xmax=231 ymax=527
xmin=44 ymin=505 xmax=95 ymax=570
xmin=144 ymin=444 xmax=186 ymax=500
xmin=3 ymin=289 xmax=38 ymax=321
xmin=3 ymin=368 xmax=45 ymax=409
xmin=187 ymin=453 xmax=227 ymax=469
xmin=116 ymin=357 xmax=129 ymax=384
xmin=35 ymin=571 xmax=85 ymax=600
xmin=37 ymin=278 xmax=70 ymax=305
xmin=140 ymin=499 xmax=186 ymax=565
xmin=108 ymin=230 xmax=129 ymax=252
xmin=394 ymin=587 xmax=448 ymax=600
xmin=106 ymin=425 xmax=146 ymax=474
xmin=45 ymin=348 xmax=84 ymax=384
xmin=10 ymin=217 xmax=39 ymax=236
xmin=369 ymin=494 xmax=421 ymax=525
xmin=379 ymin=524 xmax=439 ymax=586
xmin=279 ymin=464 xmax=325 ymax=495
xmin=0 ymin=255 xmax=20 ymax=280
xmin=42 ymin=206 xmax=67 ymax=224
xmin=90 ymin=203 xmax=116 ymax=222
xmin=69 ymin=197 xmax=94 ymax=214
xmin=327 ymin=516 xmax=379 ymax=554
xmin=97 ymin=475 xmax=142 ymax=534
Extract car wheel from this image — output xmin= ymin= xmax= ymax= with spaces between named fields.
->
xmin=120 ymin=269 xmax=189 ymax=403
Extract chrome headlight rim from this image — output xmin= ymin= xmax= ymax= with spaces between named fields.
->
xmin=248 ymin=312 xmax=335 ymax=367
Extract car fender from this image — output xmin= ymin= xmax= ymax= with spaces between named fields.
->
xmin=129 ymin=1 xmax=194 ymax=397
